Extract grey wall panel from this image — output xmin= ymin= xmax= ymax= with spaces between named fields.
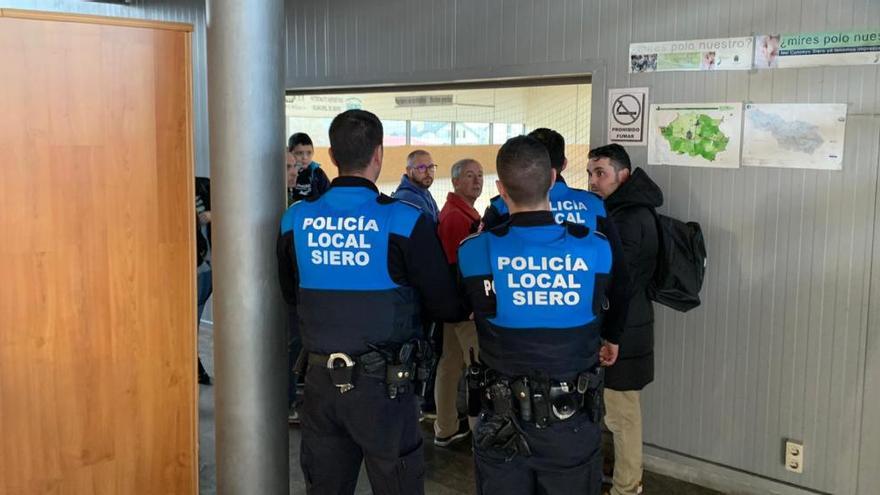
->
xmin=498 ymin=0 xmax=517 ymax=65
xmin=0 ymin=0 xmax=210 ymax=177
xmin=561 ymin=0 xmax=581 ymax=62
xmin=860 ymin=119 xmax=880 ymax=495
xmin=483 ymin=0 xmax=503 ymax=66
xmin=284 ymin=1 xmax=880 ymax=493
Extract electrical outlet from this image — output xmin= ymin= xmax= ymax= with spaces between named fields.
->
xmin=785 ymin=440 xmax=804 ymax=474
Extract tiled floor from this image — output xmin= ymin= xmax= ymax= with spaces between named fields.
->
xmin=197 ymin=324 xmax=721 ymax=494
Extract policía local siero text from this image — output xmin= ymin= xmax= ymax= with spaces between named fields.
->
xmin=304 ymin=216 xmax=378 ymax=266
xmin=492 ymin=255 xmax=589 ymax=306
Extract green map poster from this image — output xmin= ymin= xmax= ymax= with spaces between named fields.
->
xmin=648 ymin=103 xmax=743 ymax=168
xmin=755 ymin=30 xmax=880 ymax=69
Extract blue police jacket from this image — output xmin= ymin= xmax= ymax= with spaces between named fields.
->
xmin=482 ymin=176 xmax=606 ymax=231
xmin=458 ymin=211 xmax=629 ymax=379
xmin=277 ymin=176 xmax=461 ymax=355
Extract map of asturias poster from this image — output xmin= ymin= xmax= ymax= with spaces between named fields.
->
xmin=742 ymin=104 xmax=846 ymax=170
xmin=648 ymin=103 xmax=743 ymax=168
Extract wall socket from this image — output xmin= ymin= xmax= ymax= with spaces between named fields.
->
xmin=785 ymin=440 xmax=804 ymax=474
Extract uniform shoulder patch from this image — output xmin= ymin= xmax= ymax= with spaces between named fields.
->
xmin=280 ymin=203 xmax=300 ymax=235
xmin=459 ymin=230 xmax=483 ymax=246
xmin=564 ymin=222 xmax=590 ymax=238
xmin=489 ymin=195 xmax=509 ymax=214
xmin=381 ymin=194 xmax=423 ymax=237
xmin=457 ymin=231 xmax=491 ymax=277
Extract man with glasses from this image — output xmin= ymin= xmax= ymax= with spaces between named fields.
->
xmin=392 ymin=150 xmax=443 ymax=420
xmin=392 ymin=150 xmax=440 ymax=224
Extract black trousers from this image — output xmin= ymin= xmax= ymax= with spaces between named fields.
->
xmin=473 ymin=412 xmax=603 ymax=495
xmin=287 ymin=305 xmax=303 ymax=408
xmin=300 ymin=365 xmax=425 ymax=495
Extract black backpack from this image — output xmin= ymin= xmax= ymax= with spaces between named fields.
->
xmin=648 ymin=211 xmax=707 ymax=312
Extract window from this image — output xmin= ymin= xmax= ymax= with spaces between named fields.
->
xmin=492 ymin=123 xmax=525 ymax=144
xmin=455 ymin=122 xmax=490 ymax=145
xmin=286 ymin=82 xmax=591 ymax=218
xmin=287 ymin=117 xmax=333 ymax=146
xmin=383 ymin=120 xmax=407 ymax=146
xmin=410 ymin=121 xmax=452 ymax=145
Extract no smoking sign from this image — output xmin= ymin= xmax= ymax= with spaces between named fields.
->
xmin=607 ymin=88 xmax=649 ymax=146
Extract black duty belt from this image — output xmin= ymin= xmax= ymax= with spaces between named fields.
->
xmin=474 ymin=365 xmax=605 ymax=428
xmin=307 ymin=339 xmax=434 ymax=399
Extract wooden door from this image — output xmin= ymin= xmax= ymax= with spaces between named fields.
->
xmin=0 ymin=11 xmax=197 ymax=494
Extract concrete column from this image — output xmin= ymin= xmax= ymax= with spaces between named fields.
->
xmin=207 ymin=1 xmax=288 ymax=494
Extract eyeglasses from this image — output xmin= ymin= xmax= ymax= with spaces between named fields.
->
xmin=410 ymin=163 xmax=438 ymax=173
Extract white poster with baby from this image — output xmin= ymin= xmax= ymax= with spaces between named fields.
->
xmin=754 ymin=31 xmax=880 ymax=69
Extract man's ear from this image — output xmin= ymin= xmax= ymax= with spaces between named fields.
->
xmin=496 ymin=179 xmax=509 ymax=203
xmin=368 ymin=145 xmax=383 ymax=180
xmin=549 ymin=168 xmax=558 ymax=189
xmin=328 ymin=147 xmax=339 ymax=168
xmin=618 ymin=167 xmax=631 ymax=183
xmin=371 ymin=144 xmax=383 ymax=167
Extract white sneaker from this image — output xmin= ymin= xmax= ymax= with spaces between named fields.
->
xmin=288 ymin=405 xmax=300 ymax=425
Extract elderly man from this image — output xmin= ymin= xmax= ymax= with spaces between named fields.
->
xmin=433 ymin=158 xmax=484 ymax=447
xmin=392 ymin=149 xmax=440 ymax=224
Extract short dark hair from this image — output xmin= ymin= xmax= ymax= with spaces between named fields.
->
xmin=328 ymin=110 xmax=383 ymax=173
xmin=588 ymin=143 xmax=632 ymax=172
xmin=527 ymin=128 xmax=566 ymax=171
xmin=287 ymin=132 xmax=313 ymax=151
xmin=496 ymin=136 xmax=552 ymax=206
xmin=406 ymin=149 xmax=430 ymax=167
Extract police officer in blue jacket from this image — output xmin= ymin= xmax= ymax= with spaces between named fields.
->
xmin=482 ymin=128 xmax=608 ymax=231
xmin=458 ymin=136 xmax=629 ymax=495
xmin=277 ymin=110 xmax=461 ymax=495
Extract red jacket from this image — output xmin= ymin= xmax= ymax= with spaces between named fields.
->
xmin=438 ymin=192 xmax=481 ymax=264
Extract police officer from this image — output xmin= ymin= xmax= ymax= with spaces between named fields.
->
xmin=458 ymin=136 xmax=629 ymax=494
xmin=277 ymin=109 xmax=461 ymax=495
xmin=482 ymin=128 xmax=608 ymax=231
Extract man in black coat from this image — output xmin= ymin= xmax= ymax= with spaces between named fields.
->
xmin=587 ymin=144 xmax=663 ymax=495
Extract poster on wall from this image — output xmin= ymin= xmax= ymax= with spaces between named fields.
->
xmin=648 ymin=103 xmax=743 ymax=168
xmin=608 ymin=87 xmax=649 ymax=146
xmin=742 ymin=103 xmax=846 ymax=170
xmin=754 ymin=30 xmax=880 ymax=69
xmin=629 ymin=37 xmax=754 ymax=73
xmin=284 ymin=95 xmax=363 ymax=117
